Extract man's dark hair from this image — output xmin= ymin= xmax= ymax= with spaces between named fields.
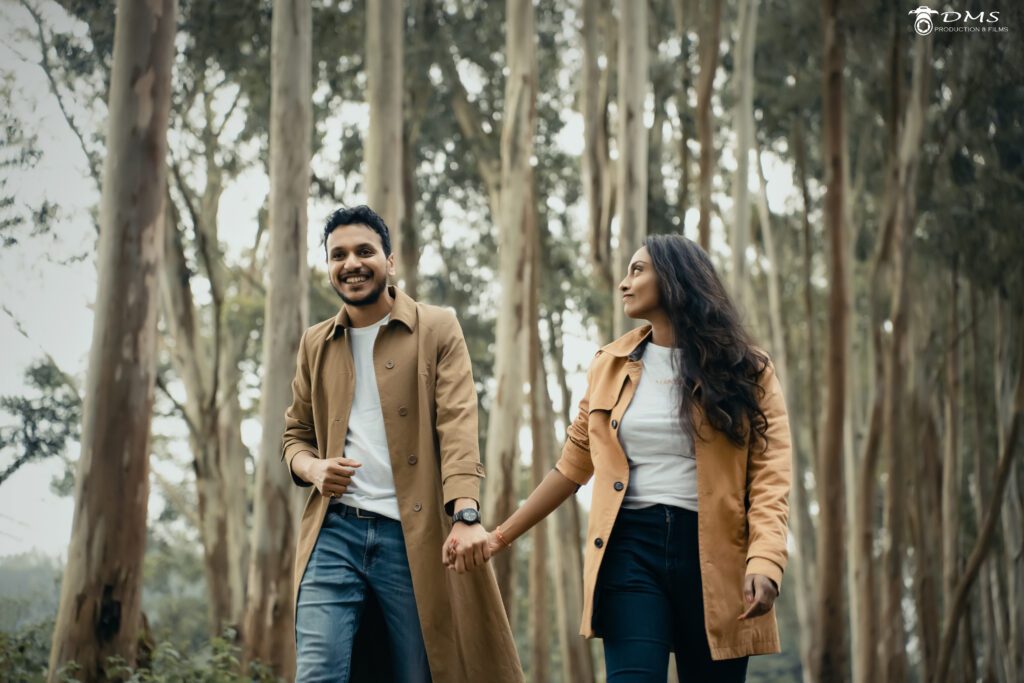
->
xmin=323 ymin=205 xmax=392 ymax=257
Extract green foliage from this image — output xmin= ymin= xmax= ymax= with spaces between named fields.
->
xmin=0 ymin=619 xmax=52 ymax=682
xmin=0 ymin=622 xmax=281 ymax=683
xmin=0 ymin=76 xmax=51 ymax=247
xmin=0 ymin=358 xmax=81 ymax=491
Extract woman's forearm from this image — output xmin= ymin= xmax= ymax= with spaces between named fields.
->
xmin=497 ymin=468 xmax=579 ymax=545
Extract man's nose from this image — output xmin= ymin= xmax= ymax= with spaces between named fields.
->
xmin=342 ymin=254 xmax=361 ymax=271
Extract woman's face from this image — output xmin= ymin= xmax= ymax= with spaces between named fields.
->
xmin=619 ymin=247 xmax=661 ymax=320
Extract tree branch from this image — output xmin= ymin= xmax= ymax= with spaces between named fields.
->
xmin=155 ymin=373 xmax=200 ymax=443
xmin=935 ymin=317 xmax=1024 ymax=682
xmin=19 ymin=0 xmax=103 ymax=205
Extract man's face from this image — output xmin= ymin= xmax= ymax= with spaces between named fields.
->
xmin=326 ymin=224 xmax=395 ymax=307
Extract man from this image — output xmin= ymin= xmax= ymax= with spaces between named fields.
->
xmin=283 ymin=205 xmax=522 ymax=682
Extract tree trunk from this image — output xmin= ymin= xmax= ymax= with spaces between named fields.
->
xmin=526 ymin=199 xmax=549 ymax=683
xmin=612 ymin=0 xmax=648 ymax=338
xmin=161 ymin=196 xmax=250 ymax=638
xmin=909 ymin=394 xmax=943 ymax=682
xmin=366 ymin=0 xmax=405 ymax=284
xmin=542 ymin=310 xmax=595 ymax=683
xmin=792 ymin=120 xmax=820 ymax=463
xmin=47 ymin=0 xmax=175 ymax=678
xmin=695 ymin=0 xmax=721 ymax=250
xmin=582 ymin=0 xmax=614 ymax=338
xmin=810 ymin=0 xmax=849 ymax=680
xmin=755 ymin=144 xmax=815 ymax=682
xmin=995 ymin=297 xmax=1024 ymax=683
xmin=482 ymin=0 xmax=537 ymax=612
xmin=942 ymin=261 xmax=963 ymax=682
xmin=935 ymin=306 xmax=1024 ymax=682
xmin=730 ymin=0 xmax=757 ymax=301
xmin=242 ymin=0 xmax=311 ymax=677
xmin=968 ymin=285 xmax=999 ymax=683
xmin=670 ymin=0 xmax=691 ymax=225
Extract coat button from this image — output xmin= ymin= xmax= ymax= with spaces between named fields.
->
xmin=413 ymin=502 xmax=422 ymax=512
xmin=611 ymin=419 xmax=618 ymax=429
xmin=614 ymin=481 xmax=624 ymax=491
xmin=594 ymin=538 xmax=604 ymax=548
xmin=385 ymin=359 xmax=395 ymax=369
xmin=398 ymin=406 xmax=408 ymax=416
xmin=408 ymin=454 xmax=418 ymax=465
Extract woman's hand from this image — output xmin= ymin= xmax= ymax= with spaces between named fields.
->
xmin=738 ymin=574 xmax=778 ymax=620
xmin=486 ymin=528 xmax=510 ymax=557
xmin=442 ymin=523 xmax=492 ymax=573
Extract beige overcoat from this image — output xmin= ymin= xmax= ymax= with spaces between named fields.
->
xmin=555 ymin=326 xmax=792 ymax=660
xmin=283 ymin=286 xmax=523 ymax=682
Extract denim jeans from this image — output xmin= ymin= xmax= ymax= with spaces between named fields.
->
xmin=295 ymin=504 xmax=431 ymax=683
xmin=593 ymin=504 xmax=749 ymax=683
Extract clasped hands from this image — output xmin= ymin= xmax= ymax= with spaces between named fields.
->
xmin=442 ymin=525 xmax=505 ymax=574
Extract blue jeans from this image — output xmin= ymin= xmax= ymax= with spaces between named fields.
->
xmin=593 ymin=504 xmax=748 ymax=682
xmin=295 ymin=504 xmax=431 ymax=683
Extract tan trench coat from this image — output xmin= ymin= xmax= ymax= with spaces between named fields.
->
xmin=283 ymin=287 xmax=523 ymax=682
xmin=554 ymin=326 xmax=792 ymax=660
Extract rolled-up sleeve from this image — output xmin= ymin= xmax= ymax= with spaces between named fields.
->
xmin=435 ymin=310 xmax=485 ymax=513
xmin=282 ymin=328 xmax=319 ymax=487
xmin=555 ymin=361 xmax=597 ymax=487
xmin=744 ymin=360 xmax=792 ymax=589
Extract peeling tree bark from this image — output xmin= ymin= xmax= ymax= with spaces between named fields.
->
xmin=612 ymin=0 xmax=648 ymax=338
xmin=730 ymin=0 xmax=757 ymax=301
xmin=482 ymin=0 xmax=537 ymax=612
xmin=809 ymin=0 xmax=850 ymax=680
xmin=581 ymin=0 xmax=614 ymax=339
xmin=242 ymin=0 xmax=311 ymax=676
xmin=695 ymin=0 xmax=721 ymax=250
xmin=47 ymin=0 xmax=176 ymax=678
xmin=366 ymin=0 xmax=405 ymax=284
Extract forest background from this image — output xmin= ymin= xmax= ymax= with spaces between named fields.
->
xmin=0 ymin=0 xmax=1022 ymax=682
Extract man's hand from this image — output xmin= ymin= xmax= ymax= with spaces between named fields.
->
xmin=299 ymin=455 xmax=361 ymax=499
xmin=738 ymin=574 xmax=778 ymax=620
xmin=442 ymin=523 xmax=491 ymax=574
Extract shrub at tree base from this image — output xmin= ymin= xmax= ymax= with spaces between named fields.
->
xmin=0 ymin=623 xmax=280 ymax=683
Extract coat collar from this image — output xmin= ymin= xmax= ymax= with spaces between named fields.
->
xmin=601 ymin=325 xmax=654 ymax=361
xmin=325 ymin=285 xmax=416 ymax=341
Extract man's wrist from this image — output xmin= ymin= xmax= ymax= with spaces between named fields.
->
xmin=293 ymin=451 xmax=318 ymax=483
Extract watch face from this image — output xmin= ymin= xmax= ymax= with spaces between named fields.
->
xmin=459 ymin=509 xmax=479 ymax=523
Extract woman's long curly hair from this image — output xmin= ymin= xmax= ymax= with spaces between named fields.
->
xmin=644 ymin=234 xmax=770 ymax=452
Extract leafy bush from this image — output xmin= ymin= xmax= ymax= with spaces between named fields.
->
xmin=0 ymin=623 xmax=281 ymax=683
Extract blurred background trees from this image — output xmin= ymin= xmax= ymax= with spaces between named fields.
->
xmin=1 ymin=0 xmax=1022 ymax=681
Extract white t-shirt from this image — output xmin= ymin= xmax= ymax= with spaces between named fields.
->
xmin=334 ymin=314 xmax=401 ymax=520
xmin=617 ymin=342 xmax=698 ymax=512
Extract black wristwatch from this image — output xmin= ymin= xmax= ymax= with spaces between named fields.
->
xmin=452 ymin=508 xmax=481 ymax=525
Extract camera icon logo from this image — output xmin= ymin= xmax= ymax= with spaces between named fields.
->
xmin=909 ymin=6 xmax=940 ymax=35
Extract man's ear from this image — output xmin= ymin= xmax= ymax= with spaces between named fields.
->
xmin=387 ymin=253 xmax=397 ymax=276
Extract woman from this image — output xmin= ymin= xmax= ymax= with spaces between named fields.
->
xmin=455 ymin=234 xmax=791 ymax=681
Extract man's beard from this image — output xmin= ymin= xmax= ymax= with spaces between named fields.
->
xmin=332 ymin=274 xmax=388 ymax=307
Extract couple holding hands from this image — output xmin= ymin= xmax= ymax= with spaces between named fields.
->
xmin=283 ymin=205 xmax=791 ymax=682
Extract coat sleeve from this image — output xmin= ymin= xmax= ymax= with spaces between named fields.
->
xmin=554 ymin=357 xmax=598 ymax=487
xmin=282 ymin=327 xmax=318 ymax=487
xmin=434 ymin=310 xmax=486 ymax=514
xmin=744 ymin=360 xmax=793 ymax=589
